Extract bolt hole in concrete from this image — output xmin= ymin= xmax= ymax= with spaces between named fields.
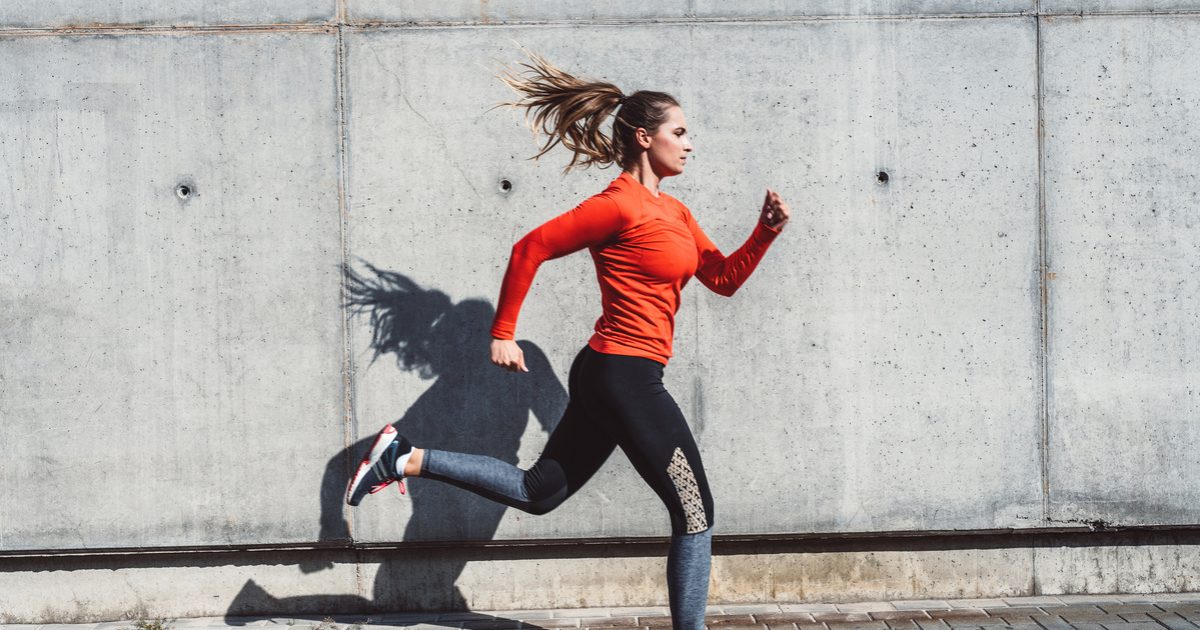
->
xmin=176 ymin=183 xmax=194 ymax=199
xmin=499 ymin=178 xmax=513 ymax=193
xmin=876 ymin=171 xmax=889 ymax=185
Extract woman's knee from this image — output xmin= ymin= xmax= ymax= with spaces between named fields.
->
xmin=521 ymin=459 xmax=571 ymax=515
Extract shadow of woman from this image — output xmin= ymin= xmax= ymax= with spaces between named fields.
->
xmin=226 ymin=262 xmax=566 ymax=623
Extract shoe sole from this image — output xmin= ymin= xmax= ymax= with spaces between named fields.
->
xmin=345 ymin=424 xmax=398 ymax=506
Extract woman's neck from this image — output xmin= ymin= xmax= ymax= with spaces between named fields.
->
xmin=624 ymin=163 xmax=663 ymax=198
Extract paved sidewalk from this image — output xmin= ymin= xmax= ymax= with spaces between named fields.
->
xmin=10 ymin=593 xmax=1200 ymax=630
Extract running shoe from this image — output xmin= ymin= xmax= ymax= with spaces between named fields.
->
xmin=346 ymin=424 xmax=414 ymax=506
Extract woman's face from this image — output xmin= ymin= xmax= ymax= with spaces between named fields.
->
xmin=643 ymin=105 xmax=693 ymax=178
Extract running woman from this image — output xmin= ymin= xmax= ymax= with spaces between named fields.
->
xmin=346 ymin=50 xmax=790 ymax=630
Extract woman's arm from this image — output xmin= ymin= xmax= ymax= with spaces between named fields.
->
xmin=687 ymin=189 xmax=790 ymax=297
xmin=490 ymin=194 xmax=628 ymax=371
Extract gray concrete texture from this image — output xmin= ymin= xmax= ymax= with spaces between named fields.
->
xmin=0 ymin=0 xmax=1196 ymax=554
xmin=2 ymin=542 xmax=1200 ymax=621
xmin=0 ymin=32 xmax=345 ymax=549
xmin=1041 ymin=15 xmax=1200 ymax=527
xmin=0 ymin=1 xmax=333 ymax=29
xmin=344 ymin=1 xmax=1037 ymax=23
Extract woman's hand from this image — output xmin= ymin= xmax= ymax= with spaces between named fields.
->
xmin=490 ymin=338 xmax=528 ymax=373
xmin=760 ymin=188 xmax=790 ymax=230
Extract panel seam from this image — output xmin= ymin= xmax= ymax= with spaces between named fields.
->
xmin=1035 ymin=6 xmax=1050 ymax=526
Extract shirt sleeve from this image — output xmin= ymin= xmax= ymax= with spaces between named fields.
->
xmin=490 ymin=194 xmax=628 ymax=340
xmin=685 ymin=209 xmax=782 ymax=297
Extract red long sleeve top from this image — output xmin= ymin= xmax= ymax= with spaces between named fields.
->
xmin=491 ymin=171 xmax=781 ymax=365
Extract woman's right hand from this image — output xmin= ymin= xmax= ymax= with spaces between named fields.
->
xmin=490 ymin=338 xmax=528 ymax=373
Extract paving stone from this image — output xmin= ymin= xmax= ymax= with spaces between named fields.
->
xmin=793 ymin=624 xmax=828 ymax=630
xmin=437 ymin=613 xmax=503 ymax=622
xmin=924 ymin=611 xmax=990 ymax=621
xmin=1028 ymin=616 xmax=1073 ymax=630
xmin=838 ymin=604 xmax=896 ymax=614
xmin=1146 ymin=611 xmax=1200 ymax=630
xmin=754 ymin=615 xmax=816 ymax=625
xmin=1054 ymin=606 xmax=1107 ymax=617
xmin=1163 ymin=605 xmax=1200 ymax=615
xmin=894 ymin=603 xmax=953 ymax=612
xmin=779 ymin=606 xmax=839 ymax=614
xmin=456 ymin=614 xmax=523 ymax=624
xmin=946 ymin=601 xmax=1009 ymax=610
xmin=582 ymin=626 xmax=646 ymax=630
xmin=985 ymin=609 xmax=1050 ymax=618
xmin=577 ymin=619 xmax=640 ymax=628
xmin=1065 ymin=624 xmax=1106 ymax=630
xmin=553 ymin=610 xmax=620 ymax=619
xmin=1096 ymin=624 xmax=1167 ymax=630
xmin=1054 ymin=596 xmax=1122 ymax=605
xmin=721 ymin=606 xmax=783 ymax=616
xmin=1004 ymin=598 xmax=1066 ymax=607
xmin=490 ymin=612 xmax=557 ymax=621
xmin=825 ymin=622 xmax=889 ymax=630
xmin=637 ymin=618 xmax=673 ymax=628
xmin=914 ymin=621 xmax=951 ymax=630
xmin=1182 ymin=614 xmax=1200 ymax=627
xmin=706 ymin=625 xmax=764 ymax=630
xmin=1115 ymin=613 xmax=1157 ymax=623
xmin=516 ymin=620 xmax=581 ymax=628
xmin=1095 ymin=606 xmax=1163 ymax=615
xmin=765 ymin=625 xmax=801 ymax=630
xmin=608 ymin=610 xmax=669 ymax=619
xmin=704 ymin=617 xmax=757 ymax=626
xmin=883 ymin=621 xmax=922 ymax=630
xmin=1055 ymin=613 xmax=1125 ymax=624
xmin=811 ymin=614 xmax=873 ymax=623
xmin=950 ymin=619 xmax=1010 ymax=628
xmin=869 ymin=612 xmax=932 ymax=622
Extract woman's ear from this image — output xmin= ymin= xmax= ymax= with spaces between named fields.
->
xmin=635 ymin=127 xmax=652 ymax=150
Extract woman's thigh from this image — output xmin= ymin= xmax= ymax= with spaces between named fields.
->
xmin=583 ymin=351 xmax=715 ymax=535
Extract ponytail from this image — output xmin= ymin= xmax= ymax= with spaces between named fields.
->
xmin=494 ymin=49 xmax=680 ymax=173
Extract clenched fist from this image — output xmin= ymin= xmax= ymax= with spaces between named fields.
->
xmin=490 ymin=338 xmax=528 ymax=373
xmin=760 ymin=188 xmax=790 ymax=230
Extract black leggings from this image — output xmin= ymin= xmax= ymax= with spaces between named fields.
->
xmin=421 ymin=344 xmax=715 ymax=536
xmin=419 ymin=345 xmax=716 ymax=629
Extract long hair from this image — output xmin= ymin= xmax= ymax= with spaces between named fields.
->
xmin=493 ymin=48 xmax=680 ymax=173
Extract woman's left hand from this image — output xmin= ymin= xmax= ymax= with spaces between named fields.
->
xmin=759 ymin=188 xmax=790 ymax=230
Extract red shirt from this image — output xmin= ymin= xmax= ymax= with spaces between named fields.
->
xmin=491 ymin=171 xmax=781 ymax=365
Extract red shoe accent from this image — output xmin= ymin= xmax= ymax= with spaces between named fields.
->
xmin=397 ymin=480 xmax=406 ymax=495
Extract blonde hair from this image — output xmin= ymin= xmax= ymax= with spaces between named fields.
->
xmin=494 ymin=49 xmax=680 ymax=173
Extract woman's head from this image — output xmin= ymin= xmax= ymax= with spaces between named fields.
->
xmin=496 ymin=49 xmax=689 ymax=175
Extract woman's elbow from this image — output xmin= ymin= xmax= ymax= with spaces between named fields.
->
xmin=705 ymin=280 xmax=739 ymax=297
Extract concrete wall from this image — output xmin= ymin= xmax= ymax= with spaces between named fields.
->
xmin=2 ymin=0 xmax=1200 ymax=620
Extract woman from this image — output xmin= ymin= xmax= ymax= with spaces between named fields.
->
xmin=346 ymin=50 xmax=790 ymax=629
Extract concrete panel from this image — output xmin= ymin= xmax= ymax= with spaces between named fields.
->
xmin=0 ymin=1 xmax=333 ymax=28
xmin=1042 ymin=16 xmax=1200 ymax=526
xmin=1043 ymin=1 xmax=1200 ymax=13
xmin=346 ymin=1 xmax=1034 ymax=24
xmin=4 ymin=534 xmax=1200 ymax=621
xmin=690 ymin=1 xmax=1036 ymax=19
xmin=343 ymin=17 xmax=1041 ymax=544
xmin=0 ymin=33 xmax=344 ymax=549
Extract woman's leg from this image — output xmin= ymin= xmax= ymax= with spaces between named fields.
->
xmin=412 ymin=346 xmax=617 ymax=515
xmin=583 ymin=352 xmax=715 ymax=630
xmin=418 ymin=397 xmax=614 ymax=514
